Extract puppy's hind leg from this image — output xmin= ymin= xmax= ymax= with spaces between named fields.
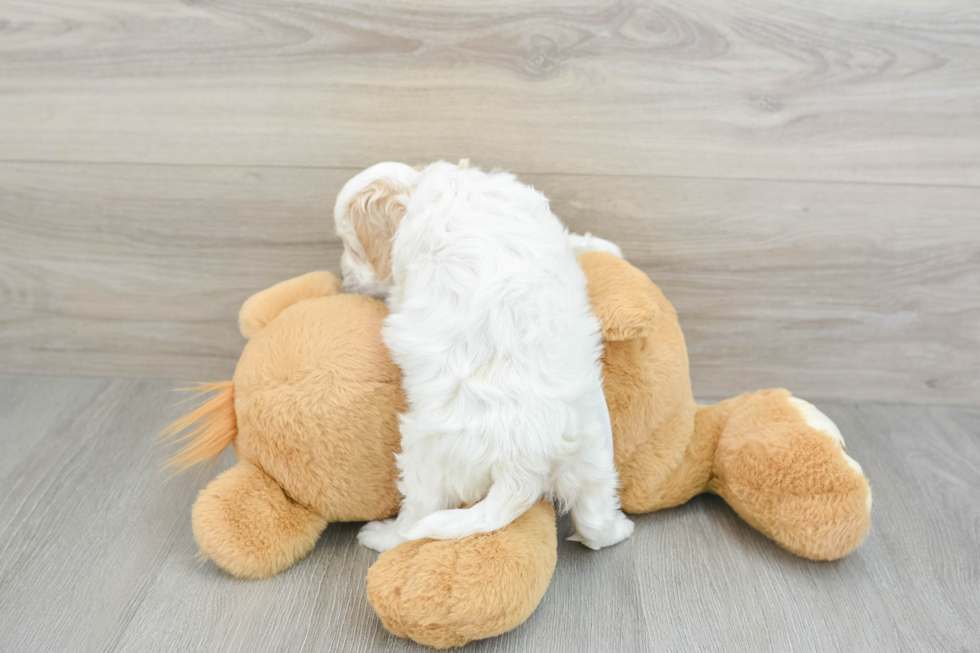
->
xmin=358 ymin=446 xmax=450 ymax=552
xmin=556 ymin=390 xmax=634 ymax=550
xmin=559 ymin=451 xmax=634 ymax=550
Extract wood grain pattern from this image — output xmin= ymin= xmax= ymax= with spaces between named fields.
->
xmin=0 ymin=0 xmax=979 ymax=185
xmin=0 ymin=162 xmax=339 ymax=380
xmin=0 ymin=376 xmax=977 ymax=651
xmin=1 ymin=0 xmax=979 ymax=402
xmin=2 ymin=162 xmax=977 ymax=404
xmin=541 ymin=174 xmax=980 ymax=405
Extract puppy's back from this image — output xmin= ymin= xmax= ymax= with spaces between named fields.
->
xmin=386 ymin=162 xmax=602 ymax=414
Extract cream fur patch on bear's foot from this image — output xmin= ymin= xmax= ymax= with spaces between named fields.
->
xmin=788 ymin=397 xmax=872 ymax=513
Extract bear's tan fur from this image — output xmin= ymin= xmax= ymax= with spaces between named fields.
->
xmin=167 ymin=253 xmax=871 ymax=648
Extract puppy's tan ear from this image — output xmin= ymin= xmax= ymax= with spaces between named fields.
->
xmin=346 ymin=179 xmax=408 ymax=282
xmin=335 ymin=162 xmax=418 ymax=283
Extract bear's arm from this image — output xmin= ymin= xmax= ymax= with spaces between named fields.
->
xmin=578 ymin=252 xmax=659 ymax=342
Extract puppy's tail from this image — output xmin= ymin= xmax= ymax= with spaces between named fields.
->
xmin=403 ymin=478 xmax=540 ymax=541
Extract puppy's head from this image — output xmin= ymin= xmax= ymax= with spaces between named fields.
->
xmin=334 ymin=162 xmax=419 ymax=298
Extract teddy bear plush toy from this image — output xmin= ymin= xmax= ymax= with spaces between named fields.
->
xmin=166 ymin=252 xmax=872 ymax=649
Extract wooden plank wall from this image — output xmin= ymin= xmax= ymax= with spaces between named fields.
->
xmin=1 ymin=0 xmax=978 ymax=405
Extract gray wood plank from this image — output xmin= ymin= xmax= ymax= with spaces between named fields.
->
xmin=1 ymin=376 xmax=978 ymax=652
xmin=2 ymin=162 xmax=978 ymax=405
xmin=0 ymin=377 xmax=203 ymax=652
xmin=625 ymin=401 xmax=980 ymax=653
xmin=1 ymin=1 xmax=979 ymax=186
xmin=0 ymin=162 xmax=339 ymax=382
xmin=544 ymin=175 xmax=980 ymax=407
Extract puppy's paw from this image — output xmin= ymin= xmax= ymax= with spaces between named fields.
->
xmin=569 ymin=511 xmax=634 ymax=550
xmin=358 ymin=519 xmax=405 ymax=552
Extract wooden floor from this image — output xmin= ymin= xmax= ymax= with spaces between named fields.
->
xmin=0 ymin=374 xmax=977 ymax=652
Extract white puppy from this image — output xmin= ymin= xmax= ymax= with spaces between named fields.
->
xmin=334 ymin=160 xmax=634 ymax=552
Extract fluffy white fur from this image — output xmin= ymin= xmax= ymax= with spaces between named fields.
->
xmin=335 ymin=161 xmax=634 ymax=552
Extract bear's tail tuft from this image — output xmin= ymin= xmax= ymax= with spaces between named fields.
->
xmin=161 ymin=381 xmax=237 ymax=472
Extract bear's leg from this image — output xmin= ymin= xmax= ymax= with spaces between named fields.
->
xmin=367 ymin=500 xmax=558 ymax=649
xmin=192 ymin=460 xmax=328 ymax=579
xmin=709 ymin=390 xmax=872 ymax=560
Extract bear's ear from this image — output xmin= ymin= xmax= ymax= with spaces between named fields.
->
xmin=578 ymin=252 xmax=660 ymax=342
xmin=239 ymin=271 xmax=339 ymax=339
